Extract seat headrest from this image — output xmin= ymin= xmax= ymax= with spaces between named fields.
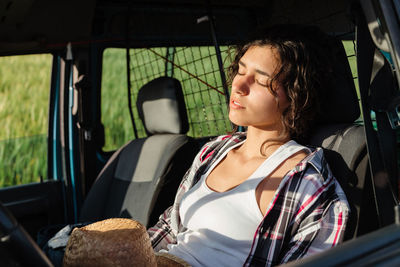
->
xmin=316 ymin=38 xmax=360 ymax=124
xmin=137 ymin=77 xmax=189 ymax=135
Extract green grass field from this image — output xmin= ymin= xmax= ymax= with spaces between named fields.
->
xmin=0 ymin=54 xmax=51 ymax=186
xmin=0 ymin=41 xmax=358 ymax=187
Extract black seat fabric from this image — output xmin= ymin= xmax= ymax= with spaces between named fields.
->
xmin=79 ymin=77 xmax=198 ymax=227
xmin=306 ymin=37 xmax=371 ymax=240
xmin=309 ymin=124 xmax=368 ymax=239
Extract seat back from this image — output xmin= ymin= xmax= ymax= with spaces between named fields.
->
xmin=79 ymin=77 xmax=198 ymax=227
xmin=306 ymin=37 xmax=371 ymax=240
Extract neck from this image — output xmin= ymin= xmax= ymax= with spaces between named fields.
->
xmin=238 ymin=126 xmax=290 ymax=159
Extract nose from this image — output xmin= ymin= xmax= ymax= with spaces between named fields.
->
xmin=231 ymin=74 xmax=251 ymax=95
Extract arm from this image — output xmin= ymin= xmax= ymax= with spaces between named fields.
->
xmin=280 ymin=187 xmax=349 ymax=263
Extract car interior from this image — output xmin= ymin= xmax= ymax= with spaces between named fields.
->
xmin=0 ymin=0 xmax=399 ymax=266
xmin=79 ymin=76 xmax=199 ymax=228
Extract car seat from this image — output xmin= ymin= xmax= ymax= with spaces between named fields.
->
xmin=79 ymin=77 xmax=199 ymax=227
xmin=307 ymin=36 xmax=376 ymax=240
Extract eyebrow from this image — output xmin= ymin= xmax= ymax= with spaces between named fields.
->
xmin=239 ymin=60 xmax=272 ymax=78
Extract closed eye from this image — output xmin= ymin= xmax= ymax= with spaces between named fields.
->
xmin=256 ymin=79 xmax=270 ymax=87
xmin=237 ymin=61 xmax=247 ymax=76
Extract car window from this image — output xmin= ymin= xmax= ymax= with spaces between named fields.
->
xmin=0 ymin=54 xmax=52 ymax=187
xmin=343 ymin=40 xmax=358 ymax=93
xmin=101 ymin=46 xmax=233 ymax=151
xmin=342 ymin=39 xmax=363 ymax=124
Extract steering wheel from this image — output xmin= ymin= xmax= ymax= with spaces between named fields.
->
xmin=0 ymin=201 xmax=53 ymax=266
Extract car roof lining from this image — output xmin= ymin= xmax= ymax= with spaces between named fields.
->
xmin=0 ymin=0 xmax=95 ymax=55
xmin=0 ymin=0 xmax=354 ymax=55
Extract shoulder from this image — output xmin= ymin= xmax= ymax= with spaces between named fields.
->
xmin=295 ymin=146 xmax=334 ymax=185
xmin=288 ymin=147 xmax=349 ymax=211
xmin=197 ymin=132 xmax=246 ymax=163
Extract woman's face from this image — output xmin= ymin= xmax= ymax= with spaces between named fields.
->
xmin=229 ymin=45 xmax=289 ymax=130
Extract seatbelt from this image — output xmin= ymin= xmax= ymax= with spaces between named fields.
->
xmin=355 ymin=5 xmax=399 ymax=227
xmin=370 ymin=50 xmax=399 ymax=203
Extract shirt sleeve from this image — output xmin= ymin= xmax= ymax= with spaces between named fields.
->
xmin=147 ymin=206 xmax=176 ymax=252
xmin=280 ymin=188 xmax=349 ymax=263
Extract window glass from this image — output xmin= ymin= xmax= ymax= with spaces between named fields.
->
xmin=0 ymin=54 xmax=52 ymax=187
xmin=342 ymin=40 xmax=362 ymax=122
xmin=342 ymin=40 xmax=358 ymax=94
xmin=101 ymin=49 xmax=134 ymax=151
xmin=101 ymin=46 xmax=234 ymax=151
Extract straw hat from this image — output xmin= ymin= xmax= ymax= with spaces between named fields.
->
xmin=63 ymin=218 xmax=190 ymax=267
xmin=63 ymin=218 xmax=157 ymax=267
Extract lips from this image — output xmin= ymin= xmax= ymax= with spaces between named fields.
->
xmin=230 ymin=99 xmax=244 ymax=109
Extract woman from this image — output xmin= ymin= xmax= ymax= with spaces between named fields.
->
xmin=148 ymin=24 xmax=350 ymax=267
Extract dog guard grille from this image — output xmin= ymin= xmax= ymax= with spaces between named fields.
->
xmin=127 ymin=46 xmax=234 ymax=139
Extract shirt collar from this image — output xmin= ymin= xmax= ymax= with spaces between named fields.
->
xmin=295 ymin=146 xmax=326 ymax=174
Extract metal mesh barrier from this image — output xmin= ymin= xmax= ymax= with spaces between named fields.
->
xmin=173 ymin=46 xmax=233 ymax=137
xmin=128 ymin=46 xmax=234 ymax=138
xmin=128 ymin=47 xmax=167 ymax=138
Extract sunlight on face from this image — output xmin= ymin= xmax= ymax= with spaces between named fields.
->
xmin=229 ymin=45 xmax=288 ymax=130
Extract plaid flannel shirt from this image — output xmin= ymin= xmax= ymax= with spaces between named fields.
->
xmin=148 ymin=132 xmax=349 ymax=266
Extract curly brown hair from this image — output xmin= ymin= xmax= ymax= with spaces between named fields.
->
xmin=228 ymin=24 xmax=334 ymax=143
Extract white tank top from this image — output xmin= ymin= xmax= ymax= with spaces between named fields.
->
xmin=166 ymin=140 xmax=308 ymax=267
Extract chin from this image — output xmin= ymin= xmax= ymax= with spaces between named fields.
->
xmin=228 ymin=114 xmax=245 ymax=127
